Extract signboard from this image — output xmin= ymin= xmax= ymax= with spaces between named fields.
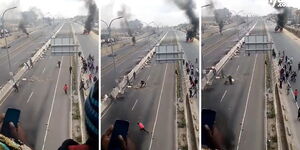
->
xmin=51 ymin=23 xmax=79 ymax=55
xmin=155 ymin=43 xmax=184 ymax=62
xmin=245 ymin=34 xmax=273 ymax=52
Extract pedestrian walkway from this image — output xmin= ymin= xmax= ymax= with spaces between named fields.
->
xmin=272 ymin=52 xmax=300 ymax=149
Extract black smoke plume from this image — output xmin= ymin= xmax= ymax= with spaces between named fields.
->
xmin=18 ymin=22 xmax=28 ymax=35
xmin=214 ymin=10 xmax=224 ymax=34
xmin=84 ymin=0 xmax=97 ymax=34
xmin=172 ymin=0 xmax=199 ymax=37
xmin=276 ymin=8 xmax=288 ymax=28
xmin=19 ymin=7 xmax=44 ymax=36
xmin=19 ymin=13 xmax=29 ymax=35
xmin=118 ymin=5 xmax=135 ymax=45
xmin=269 ymin=1 xmax=288 ymax=29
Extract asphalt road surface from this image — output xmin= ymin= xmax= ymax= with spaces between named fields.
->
xmin=101 ymin=31 xmax=177 ymax=150
xmin=202 ymin=21 xmax=256 ymax=70
xmin=101 ymin=30 xmax=165 ymax=97
xmin=0 ymin=24 xmax=60 ymax=87
xmin=202 ymin=20 xmax=266 ymax=150
xmin=0 ymin=23 xmax=74 ymax=149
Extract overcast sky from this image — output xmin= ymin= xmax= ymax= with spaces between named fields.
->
xmin=101 ymin=0 xmax=200 ymax=28
xmin=0 ymin=0 xmax=99 ymax=18
xmin=202 ymin=0 xmax=300 ymax=16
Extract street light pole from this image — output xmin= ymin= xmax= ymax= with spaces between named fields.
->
xmin=101 ymin=17 xmax=123 ymax=81
xmin=1 ymin=6 xmax=17 ymax=83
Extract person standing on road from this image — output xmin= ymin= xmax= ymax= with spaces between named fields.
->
xmin=298 ymin=62 xmax=300 ymax=71
xmin=133 ymin=72 xmax=136 ymax=79
xmin=137 ymin=122 xmax=150 ymax=134
xmin=64 ymin=84 xmax=68 ymax=95
xmin=95 ymin=65 xmax=99 ymax=73
xmin=58 ymin=61 xmax=61 ymax=68
xmin=69 ymin=66 xmax=72 ymax=74
xmin=294 ymin=89 xmax=299 ymax=101
xmin=279 ymin=78 xmax=283 ymax=89
xmin=13 ymin=83 xmax=19 ymax=92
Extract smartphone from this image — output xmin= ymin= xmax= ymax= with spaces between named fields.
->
xmin=201 ymin=109 xmax=216 ymax=148
xmin=0 ymin=108 xmax=21 ymax=138
xmin=108 ymin=120 xmax=129 ymax=150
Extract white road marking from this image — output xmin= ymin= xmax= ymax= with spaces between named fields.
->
xmin=146 ymin=74 xmax=151 ymax=81
xmin=220 ymin=90 xmax=228 ymax=103
xmin=148 ymin=64 xmax=168 ymax=150
xmin=236 ymin=65 xmax=240 ymax=72
xmin=42 ymin=67 xmax=46 ymax=74
xmin=101 ymin=101 xmax=113 ymax=119
xmin=236 ymin=54 xmax=258 ymax=150
xmin=131 ymin=99 xmax=138 ymax=111
xmin=26 ymin=92 xmax=34 ymax=103
xmin=41 ymin=56 xmax=64 ymax=150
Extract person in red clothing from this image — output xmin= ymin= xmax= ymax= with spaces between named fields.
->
xmin=64 ymin=84 xmax=68 ymax=94
xmin=137 ymin=122 xmax=150 ymax=134
xmin=294 ymin=89 xmax=299 ymax=101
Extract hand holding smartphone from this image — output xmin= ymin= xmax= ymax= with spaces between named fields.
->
xmin=108 ymin=120 xmax=129 ymax=150
xmin=0 ymin=108 xmax=21 ymax=138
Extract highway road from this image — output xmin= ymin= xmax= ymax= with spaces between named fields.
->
xmin=202 ymin=20 xmax=265 ymax=150
xmin=101 ymin=31 xmax=177 ymax=150
xmin=266 ymin=21 xmax=300 ymax=148
xmin=101 ymin=30 xmax=165 ymax=97
xmin=0 ymin=24 xmax=60 ymax=87
xmin=202 ymin=21 xmax=256 ymax=70
xmin=0 ymin=23 xmax=74 ymax=149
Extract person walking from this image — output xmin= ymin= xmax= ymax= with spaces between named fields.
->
xmin=137 ymin=122 xmax=150 ymax=134
xmin=58 ymin=61 xmax=61 ymax=68
xmin=95 ymin=65 xmax=99 ymax=73
xmin=294 ymin=89 xmax=299 ymax=101
xmin=93 ymin=76 xmax=98 ymax=82
xmin=189 ymin=88 xmax=193 ymax=98
xmin=279 ymin=78 xmax=283 ymax=89
xmin=69 ymin=66 xmax=72 ymax=74
xmin=63 ymin=84 xmax=68 ymax=94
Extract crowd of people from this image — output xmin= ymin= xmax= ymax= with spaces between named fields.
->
xmin=80 ymin=54 xmax=98 ymax=90
xmin=185 ymin=60 xmax=199 ymax=98
xmin=277 ymin=51 xmax=299 ymax=101
xmin=275 ymin=50 xmax=300 ymax=122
